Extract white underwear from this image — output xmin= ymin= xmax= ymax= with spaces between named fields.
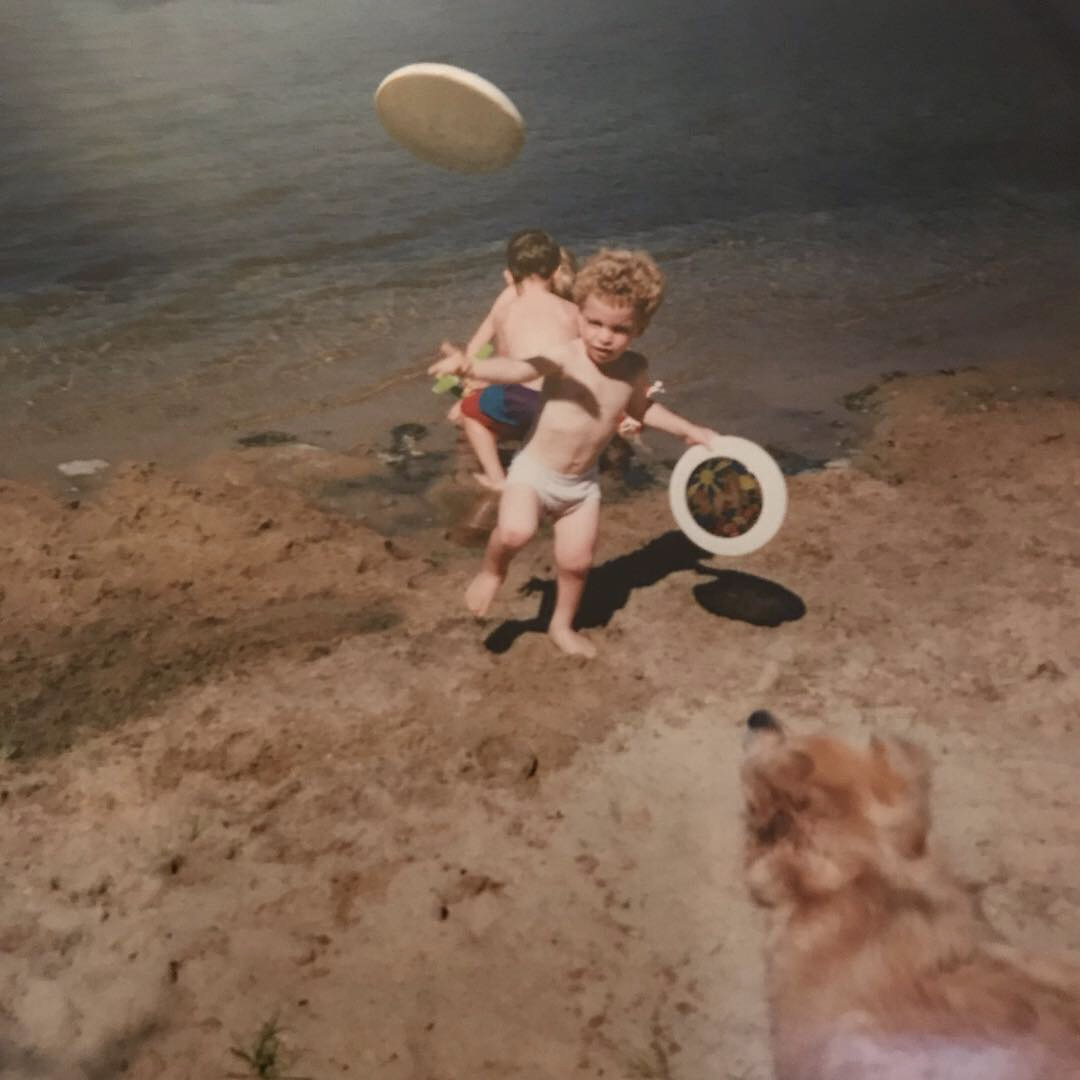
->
xmin=506 ymin=449 xmax=601 ymax=518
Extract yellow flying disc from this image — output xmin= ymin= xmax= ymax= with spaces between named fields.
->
xmin=375 ymin=62 xmax=525 ymax=173
xmin=669 ymin=436 xmax=788 ymax=556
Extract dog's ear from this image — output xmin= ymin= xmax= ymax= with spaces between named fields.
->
xmin=869 ymin=736 xmax=932 ymax=857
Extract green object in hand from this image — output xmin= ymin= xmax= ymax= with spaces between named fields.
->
xmin=431 ymin=342 xmax=494 ymax=396
xmin=432 ymin=374 xmax=463 ymax=396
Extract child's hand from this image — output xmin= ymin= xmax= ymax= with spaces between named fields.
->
xmin=685 ymin=425 xmax=722 ymax=448
xmin=428 ymin=342 xmax=470 ymax=378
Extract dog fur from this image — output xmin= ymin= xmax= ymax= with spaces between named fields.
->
xmin=741 ymin=711 xmax=1080 ymax=1079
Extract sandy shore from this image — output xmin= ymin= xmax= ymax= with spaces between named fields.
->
xmin=1 ymin=363 xmax=1078 ymax=1079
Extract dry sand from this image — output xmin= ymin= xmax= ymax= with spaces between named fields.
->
xmin=1 ymin=365 xmax=1078 ymax=1079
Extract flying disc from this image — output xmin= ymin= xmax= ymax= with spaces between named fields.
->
xmin=669 ymin=436 xmax=787 ymax=556
xmin=375 ymin=63 xmax=525 ymax=173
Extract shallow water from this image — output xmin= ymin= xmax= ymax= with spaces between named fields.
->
xmin=4 ymin=0 xmax=1080 ymax=481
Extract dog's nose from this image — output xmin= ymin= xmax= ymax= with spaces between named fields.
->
xmin=747 ymin=710 xmax=779 ymax=732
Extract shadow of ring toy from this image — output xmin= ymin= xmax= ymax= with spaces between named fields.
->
xmin=668 ymin=436 xmax=788 ymax=556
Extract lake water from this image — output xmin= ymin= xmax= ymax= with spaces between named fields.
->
xmin=3 ymin=0 xmax=1080 ymax=481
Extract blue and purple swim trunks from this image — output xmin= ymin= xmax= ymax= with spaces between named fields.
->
xmin=460 ymin=384 xmax=540 ymax=437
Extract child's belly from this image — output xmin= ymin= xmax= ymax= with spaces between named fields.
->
xmin=526 ymin=396 xmax=626 ymax=476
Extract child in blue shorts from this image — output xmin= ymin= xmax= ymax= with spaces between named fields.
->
xmin=447 ymin=232 xmax=578 ymax=490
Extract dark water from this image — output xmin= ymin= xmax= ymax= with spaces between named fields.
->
xmin=3 ymin=0 xmax=1080 ymax=479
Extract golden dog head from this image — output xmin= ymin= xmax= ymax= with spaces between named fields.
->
xmin=741 ymin=711 xmax=932 ymax=907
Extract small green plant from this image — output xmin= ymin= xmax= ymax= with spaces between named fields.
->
xmin=227 ymin=1016 xmax=311 ymax=1080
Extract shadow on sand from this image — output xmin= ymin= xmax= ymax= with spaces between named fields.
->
xmin=483 ymin=529 xmax=806 ymax=654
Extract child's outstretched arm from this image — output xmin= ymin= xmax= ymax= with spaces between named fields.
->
xmin=624 ymin=368 xmax=716 ymax=445
xmin=429 ymin=341 xmax=561 ymax=386
xmin=641 ymin=401 xmax=717 ymax=446
xmin=627 ymin=384 xmax=716 ymax=449
xmin=639 ymin=401 xmax=717 ymax=447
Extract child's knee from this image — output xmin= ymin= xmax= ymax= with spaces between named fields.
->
xmin=498 ymin=520 xmax=536 ymax=550
xmin=556 ymin=548 xmax=593 ymax=578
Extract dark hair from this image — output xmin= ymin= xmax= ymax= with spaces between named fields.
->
xmin=506 ymin=229 xmax=561 ymax=282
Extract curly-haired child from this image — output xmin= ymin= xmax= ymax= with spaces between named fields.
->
xmin=430 ymin=248 xmax=718 ymax=657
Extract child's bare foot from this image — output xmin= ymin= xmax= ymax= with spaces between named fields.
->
xmin=548 ymin=625 xmax=597 ymax=658
xmin=472 ymin=472 xmax=505 ymax=493
xmin=465 ymin=570 xmax=502 ymax=616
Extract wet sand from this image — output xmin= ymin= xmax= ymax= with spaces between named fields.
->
xmin=1 ymin=363 xmax=1078 ymax=1079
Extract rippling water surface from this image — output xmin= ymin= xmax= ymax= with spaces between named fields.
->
xmin=3 ymin=0 xmax=1080 ymax=476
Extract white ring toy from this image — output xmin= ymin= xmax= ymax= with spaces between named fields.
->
xmin=668 ymin=436 xmax=788 ymax=556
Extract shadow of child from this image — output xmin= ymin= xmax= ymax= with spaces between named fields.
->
xmin=483 ymin=530 xmax=805 ymax=654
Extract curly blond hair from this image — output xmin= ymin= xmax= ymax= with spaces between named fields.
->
xmin=572 ymin=248 xmax=665 ymax=331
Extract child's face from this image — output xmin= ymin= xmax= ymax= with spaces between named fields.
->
xmin=578 ymin=294 xmax=638 ymax=365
